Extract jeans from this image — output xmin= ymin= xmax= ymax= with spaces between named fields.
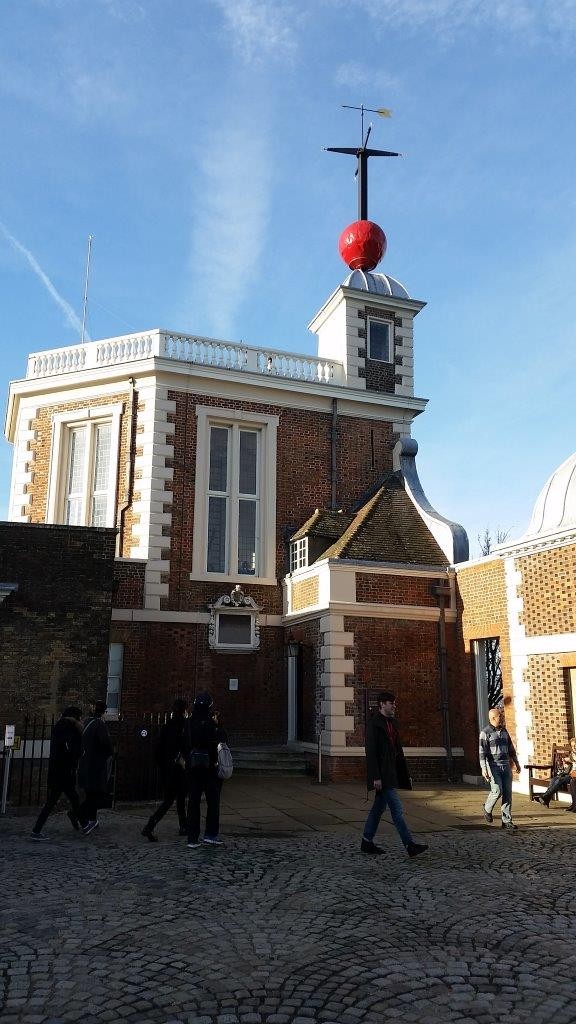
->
xmin=186 ymin=768 xmax=221 ymax=842
xmin=540 ymin=773 xmax=569 ymax=803
xmin=363 ymin=788 xmax=413 ymax=848
xmin=33 ymin=778 xmax=84 ymax=834
xmin=484 ymin=765 xmax=513 ymax=823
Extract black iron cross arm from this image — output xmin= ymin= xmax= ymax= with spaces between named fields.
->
xmin=324 ymin=147 xmax=400 ymax=157
xmin=324 ymin=146 xmax=401 ymax=219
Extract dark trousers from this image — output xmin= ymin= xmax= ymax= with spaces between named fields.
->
xmin=79 ymin=790 xmax=106 ymax=822
xmin=540 ymin=775 xmax=576 ymax=808
xmin=541 ymin=773 xmax=569 ymax=803
xmin=146 ymin=769 xmax=187 ymax=831
xmin=187 ymin=768 xmax=221 ymax=841
xmin=33 ymin=778 xmax=84 ymax=834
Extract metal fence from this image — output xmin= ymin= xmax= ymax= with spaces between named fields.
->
xmin=0 ymin=712 xmax=173 ymax=810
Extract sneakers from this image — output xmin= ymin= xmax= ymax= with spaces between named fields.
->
xmin=187 ymin=841 xmax=201 ymax=849
xmin=67 ymin=810 xmax=80 ymax=831
xmin=82 ymin=820 xmax=99 ymax=835
xmin=360 ymin=838 xmax=384 ymax=855
xmin=31 ymin=832 xmax=49 ymax=842
xmin=406 ymin=842 xmax=429 ymax=858
xmin=534 ymin=796 xmax=549 ymax=807
xmin=501 ymin=821 xmax=518 ymax=831
xmin=141 ymin=826 xmax=158 ymax=843
xmin=203 ymin=836 xmax=224 ymax=846
xmin=483 ymin=806 xmax=493 ymax=824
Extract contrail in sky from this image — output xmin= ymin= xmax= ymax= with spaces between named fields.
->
xmin=0 ymin=221 xmax=88 ymax=339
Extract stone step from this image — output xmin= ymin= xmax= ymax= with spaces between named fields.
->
xmin=231 ymin=746 xmax=310 ymax=776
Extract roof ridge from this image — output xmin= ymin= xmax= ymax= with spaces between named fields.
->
xmin=322 ymin=486 xmax=386 ymax=559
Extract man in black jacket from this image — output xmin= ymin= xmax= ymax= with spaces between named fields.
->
xmin=362 ymin=690 xmax=428 ymax=858
xmin=78 ymin=701 xmax=114 ymax=835
xmin=31 ymin=707 xmax=86 ymax=841
xmin=141 ymin=698 xmax=189 ymax=841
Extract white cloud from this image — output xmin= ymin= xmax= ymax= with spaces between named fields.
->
xmin=353 ymin=0 xmax=576 ymax=42
xmin=335 ymin=61 xmax=400 ymax=94
xmin=0 ymin=222 xmax=88 ymax=339
xmin=212 ymin=0 xmax=298 ymax=63
xmin=185 ymin=122 xmax=272 ymax=338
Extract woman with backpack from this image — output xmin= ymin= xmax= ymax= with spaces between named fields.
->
xmin=182 ymin=691 xmax=227 ymax=849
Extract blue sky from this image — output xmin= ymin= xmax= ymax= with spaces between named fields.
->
xmin=1 ymin=0 xmax=576 ymax=554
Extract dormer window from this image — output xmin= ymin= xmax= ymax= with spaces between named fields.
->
xmin=368 ymin=318 xmax=393 ymax=363
xmin=290 ymin=537 xmax=308 ymax=572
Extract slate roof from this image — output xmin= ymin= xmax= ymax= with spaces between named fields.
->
xmin=293 ymin=474 xmax=449 ymax=567
xmin=290 ymin=509 xmax=354 ymax=542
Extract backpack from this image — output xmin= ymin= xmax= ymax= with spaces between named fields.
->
xmin=217 ymin=742 xmax=233 ymax=780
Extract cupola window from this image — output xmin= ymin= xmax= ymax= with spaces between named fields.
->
xmin=368 ymin=318 xmax=393 ymax=362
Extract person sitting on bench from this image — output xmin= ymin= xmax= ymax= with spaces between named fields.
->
xmin=535 ymin=737 xmax=576 ymax=810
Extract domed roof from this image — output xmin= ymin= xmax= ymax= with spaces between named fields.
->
xmin=524 ymin=450 xmax=576 ymax=538
xmin=343 ymin=269 xmax=410 ymax=299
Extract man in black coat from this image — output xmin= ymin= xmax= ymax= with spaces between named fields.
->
xmin=141 ymin=698 xmax=189 ymax=841
xmin=31 ymin=707 xmax=86 ymax=841
xmin=78 ymin=700 xmax=114 ymax=835
xmin=361 ymin=690 xmax=428 ymax=858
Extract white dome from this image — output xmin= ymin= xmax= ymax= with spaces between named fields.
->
xmin=524 ymin=450 xmax=576 ymax=538
xmin=343 ymin=269 xmax=410 ymax=299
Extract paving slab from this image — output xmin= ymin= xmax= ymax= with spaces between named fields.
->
xmin=1 ymin=779 xmax=575 ymax=1023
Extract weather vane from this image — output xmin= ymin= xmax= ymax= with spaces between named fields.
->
xmin=324 ymin=104 xmax=400 ymax=220
xmin=324 ymin=105 xmax=401 ymax=273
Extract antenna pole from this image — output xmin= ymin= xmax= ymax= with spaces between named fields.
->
xmin=81 ymin=234 xmax=92 ymax=345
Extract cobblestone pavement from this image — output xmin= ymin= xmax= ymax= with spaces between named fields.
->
xmin=1 ymin=801 xmax=576 ymax=1024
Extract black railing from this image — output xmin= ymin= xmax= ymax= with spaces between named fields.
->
xmin=0 ymin=712 xmax=172 ymax=810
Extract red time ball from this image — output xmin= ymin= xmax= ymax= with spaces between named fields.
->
xmin=338 ymin=220 xmax=387 ymax=271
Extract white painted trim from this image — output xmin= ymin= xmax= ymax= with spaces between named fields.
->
xmin=46 ymin=402 xmax=123 ymax=527
xmin=111 ymin=607 xmax=282 ymax=625
xmin=292 ymin=742 xmax=465 ymax=757
xmin=285 ymin=602 xmax=456 ymax=623
xmin=521 ymin=633 xmax=576 ymax=655
xmin=6 ymin=358 xmax=427 ymax=442
xmin=192 ymin=405 xmax=278 ymax=583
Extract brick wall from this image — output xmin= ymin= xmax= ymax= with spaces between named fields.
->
xmin=355 ymin=573 xmax=437 ymax=606
xmin=113 ymin=561 xmax=146 ymax=609
xmin=524 ymin=654 xmax=573 ymax=765
xmin=25 ymin=392 xmax=131 ymax=538
xmin=292 ymin=577 xmax=319 ymax=611
xmin=456 ymin=558 xmax=516 ymax=743
xmin=343 ymin=613 xmax=477 ymax=770
xmin=288 ymin=619 xmax=321 ymax=744
xmin=517 ymin=544 xmax=576 ymax=636
xmin=164 ymin=391 xmax=395 ymax=613
xmin=109 ymin=619 xmax=287 ymax=745
xmin=0 ymin=522 xmax=116 ymax=726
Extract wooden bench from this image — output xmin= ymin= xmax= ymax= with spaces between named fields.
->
xmin=525 ymin=743 xmax=571 ymax=802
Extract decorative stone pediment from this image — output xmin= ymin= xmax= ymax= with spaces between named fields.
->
xmin=208 ymin=586 xmax=262 ymax=652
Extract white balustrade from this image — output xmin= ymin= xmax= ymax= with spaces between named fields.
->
xmin=26 ymin=329 xmax=343 ymax=386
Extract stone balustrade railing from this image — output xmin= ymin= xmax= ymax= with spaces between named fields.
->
xmin=26 ymin=329 xmax=343 ymax=386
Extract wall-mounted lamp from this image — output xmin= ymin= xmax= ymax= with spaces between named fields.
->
xmin=287 ymin=639 xmax=299 ymax=658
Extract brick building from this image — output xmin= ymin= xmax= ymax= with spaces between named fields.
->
xmin=0 ymin=521 xmax=115 ymax=726
xmin=457 ymin=450 xmax=576 ymax=794
xmin=4 ymin=261 xmax=477 ymax=779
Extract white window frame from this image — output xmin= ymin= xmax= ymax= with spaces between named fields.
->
xmin=368 ymin=318 xmax=394 ymax=363
xmin=191 ymin=406 xmax=278 ymax=585
xmin=105 ymin=641 xmax=124 ymax=719
xmin=290 ymin=537 xmax=308 ymax=572
xmin=46 ymin=403 xmax=123 ymax=528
